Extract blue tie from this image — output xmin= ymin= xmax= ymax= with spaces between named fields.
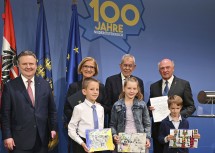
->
xmin=163 ymin=81 xmax=169 ymax=96
xmin=91 ymin=105 xmax=99 ymax=129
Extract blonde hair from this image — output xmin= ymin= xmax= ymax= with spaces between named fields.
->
xmin=78 ymin=57 xmax=99 ymax=76
xmin=82 ymin=77 xmax=100 ymax=89
xmin=119 ymin=77 xmax=143 ymax=101
xmin=167 ymin=95 xmax=183 ymax=108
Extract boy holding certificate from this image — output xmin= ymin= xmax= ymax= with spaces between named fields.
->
xmin=68 ymin=78 xmax=104 ymax=153
xmin=158 ymin=95 xmax=200 ymax=153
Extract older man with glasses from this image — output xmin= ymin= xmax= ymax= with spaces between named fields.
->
xmin=104 ymin=54 xmax=144 ymax=126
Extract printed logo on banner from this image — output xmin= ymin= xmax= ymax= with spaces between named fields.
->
xmin=78 ymin=0 xmax=145 ymax=53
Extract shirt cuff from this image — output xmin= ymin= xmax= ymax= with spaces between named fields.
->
xmin=164 ymin=136 xmax=168 ymax=143
xmin=75 ymin=136 xmax=84 ymax=145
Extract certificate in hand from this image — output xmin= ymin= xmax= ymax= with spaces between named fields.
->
xmin=150 ymin=96 xmax=170 ymax=122
xmin=169 ymin=129 xmax=199 ymax=148
xmin=85 ymin=128 xmax=114 ymax=152
xmin=118 ymin=133 xmax=146 ymax=153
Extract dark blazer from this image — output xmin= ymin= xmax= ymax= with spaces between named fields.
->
xmin=64 ymin=80 xmax=106 ymax=122
xmin=147 ymin=76 xmax=196 ymax=153
xmin=158 ymin=116 xmax=189 ymax=153
xmin=1 ymin=76 xmax=57 ymax=150
xmin=105 ymin=73 xmax=144 ymax=113
xmin=148 ymin=76 xmax=196 ymax=118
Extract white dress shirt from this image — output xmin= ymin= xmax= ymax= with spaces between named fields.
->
xmin=68 ymin=99 xmax=104 ymax=145
xmin=121 ymin=73 xmax=126 ymax=87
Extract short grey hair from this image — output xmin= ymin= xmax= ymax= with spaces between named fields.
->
xmin=158 ymin=59 xmax=175 ymax=69
xmin=121 ymin=54 xmax=136 ymax=64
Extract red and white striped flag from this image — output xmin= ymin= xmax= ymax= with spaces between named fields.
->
xmin=1 ymin=0 xmax=19 ymax=104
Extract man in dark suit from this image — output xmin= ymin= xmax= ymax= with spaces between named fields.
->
xmin=1 ymin=50 xmax=57 ymax=153
xmin=147 ymin=58 xmax=196 ymax=153
xmin=105 ymin=54 xmax=144 ymax=123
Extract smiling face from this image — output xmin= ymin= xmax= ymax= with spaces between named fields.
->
xmin=18 ymin=55 xmax=37 ymax=79
xmin=124 ymin=81 xmax=138 ymax=100
xmin=120 ymin=57 xmax=136 ymax=78
xmin=80 ymin=60 xmax=96 ymax=79
xmin=159 ymin=59 xmax=174 ymax=80
xmin=82 ymin=81 xmax=99 ymax=103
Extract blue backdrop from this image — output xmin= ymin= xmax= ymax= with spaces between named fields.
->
xmin=0 ymin=0 xmax=215 ymax=153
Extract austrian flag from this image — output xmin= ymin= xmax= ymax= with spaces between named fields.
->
xmin=1 ymin=0 xmax=19 ymax=104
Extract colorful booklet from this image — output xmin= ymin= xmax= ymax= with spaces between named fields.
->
xmin=86 ymin=128 xmax=114 ymax=152
xmin=118 ymin=133 xmax=146 ymax=153
xmin=169 ymin=129 xmax=199 ymax=148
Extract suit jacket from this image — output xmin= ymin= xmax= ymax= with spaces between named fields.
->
xmin=1 ymin=76 xmax=57 ymax=150
xmin=105 ymin=73 xmax=144 ymax=113
xmin=147 ymin=76 xmax=196 ymax=138
xmin=158 ymin=116 xmax=189 ymax=153
xmin=64 ymin=80 xmax=106 ymax=122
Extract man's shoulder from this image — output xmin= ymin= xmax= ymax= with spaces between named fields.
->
xmin=35 ymin=76 xmax=50 ymax=85
xmin=150 ymin=79 xmax=162 ymax=86
xmin=106 ymin=73 xmax=120 ymax=80
xmin=174 ymin=76 xmax=189 ymax=83
xmin=4 ymin=76 xmax=21 ymax=86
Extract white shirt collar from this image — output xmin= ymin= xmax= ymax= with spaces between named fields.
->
xmin=84 ymin=99 xmax=97 ymax=107
xmin=121 ymin=73 xmax=126 ymax=81
xmin=168 ymin=114 xmax=182 ymax=122
xmin=162 ymin=75 xmax=174 ymax=86
xmin=21 ymin=74 xmax=35 ymax=83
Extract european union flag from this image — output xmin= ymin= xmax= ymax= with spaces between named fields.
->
xmin=66 ymin=4 xmax=82 ymax=89
xmin=35 ymin=0 xmax=53 ymax=90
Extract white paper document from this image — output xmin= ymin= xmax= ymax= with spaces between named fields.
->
xmin=150 ymin=96 xmax=170 ymax=122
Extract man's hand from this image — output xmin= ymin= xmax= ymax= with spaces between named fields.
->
xmin=4 ymin=138 xmax=15 ymax=151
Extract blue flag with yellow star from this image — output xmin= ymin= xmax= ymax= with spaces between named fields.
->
xmin=35 ymin=0 xmax=54 ymax=91
xmin=66 ymin=4 xmax=82 ymax=89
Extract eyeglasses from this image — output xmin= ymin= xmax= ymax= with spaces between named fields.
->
xmin=83 ymin=65 xmax=95 ymax=69
xmin=121 ymin=64 xmax=134 ymax=68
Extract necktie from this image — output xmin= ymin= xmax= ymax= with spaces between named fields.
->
xmin=27 ymin=80 xmax=34 ymax=106
xmin=91 ymin=105 xmax=99 ymax=129
xmin=163 ymin=81 xmax=169 ymax=96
